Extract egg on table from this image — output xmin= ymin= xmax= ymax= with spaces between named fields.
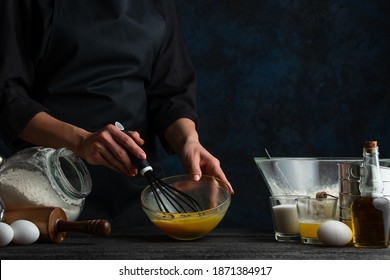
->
xmin=317 ymin=220 xmax=352 ymax=246
xmin=10 ymin=220 xmax=40 ymax=245
xmin=0 ymin=222 xmax=14 ymax=247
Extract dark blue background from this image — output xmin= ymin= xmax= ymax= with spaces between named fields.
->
xmin=1 ymin=0 xmax=389 ymax=230
xmin=168 ymin=0 xmax=390 ymax=229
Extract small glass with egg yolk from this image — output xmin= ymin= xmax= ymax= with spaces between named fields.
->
xmin=296 ymin=197 xmax=338 ymax=244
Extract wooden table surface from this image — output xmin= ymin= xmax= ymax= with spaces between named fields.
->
xmin=1 ymin=227 xmax=389 ymax=260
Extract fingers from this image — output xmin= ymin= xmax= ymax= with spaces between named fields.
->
xmin=182 ymin=151 xmax=202 ymax=182
xmin=189 ymin=163 xmax=202 ymax=182
xmin=110 ymin=124 xmax=146 ymax=160
xmin=215 ymin=171 xmax=234 ymax=195
xmin=202 ymin=159 xmax=234 ymax=195
xmin=127 ymin=131 xmax=145 ymax=147
xmin=81 ymin=124 xmax=146 ymax=176
xmin=183 ymin=149 xmax=234 ymax=195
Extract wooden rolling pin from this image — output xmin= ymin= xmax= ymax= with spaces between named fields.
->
xmin=3 ymin=205 xmax=111 ymax=243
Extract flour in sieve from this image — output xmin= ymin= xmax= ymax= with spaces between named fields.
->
xmin=0 ymin=168 xmax=80 ymax=221
xmin=265 ymin=177 xmax=339 ymax=197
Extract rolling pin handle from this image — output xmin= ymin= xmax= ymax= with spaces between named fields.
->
xmin=56 ymin=219 xmax=112 ymax=236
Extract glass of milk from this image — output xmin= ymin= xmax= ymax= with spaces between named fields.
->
xmin=269 ymin=195 xmax=309 ymax=242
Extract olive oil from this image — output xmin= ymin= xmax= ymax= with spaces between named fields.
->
xmin=351 ymin=196 xmax=390 ymax=247
xmin=351 ymin=141 xmax=390 ymax=248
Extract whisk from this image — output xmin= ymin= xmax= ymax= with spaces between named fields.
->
xmin=115 ymin=122 xmax=203 ymax=213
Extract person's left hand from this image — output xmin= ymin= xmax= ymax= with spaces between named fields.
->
xmin=177 ymin=139 xmax=234 ymax=194
xmin=164 ymin=118 xmax=233 ymax=194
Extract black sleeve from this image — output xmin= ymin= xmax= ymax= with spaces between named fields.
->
xmin=0 ymin=0 xmax=48 ymax=146
xmin=147 ymin=0 xmax=199 ymax=149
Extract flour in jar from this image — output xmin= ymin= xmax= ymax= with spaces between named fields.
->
xmin=0 ymin=168 xmax=80 ymax=221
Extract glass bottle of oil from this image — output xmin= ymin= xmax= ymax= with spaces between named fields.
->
xmin=351 ymin=141 xmax=390 ymax=248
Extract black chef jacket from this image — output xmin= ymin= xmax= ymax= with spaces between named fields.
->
xmin=0 ymin=0 xmax=198 ymax=226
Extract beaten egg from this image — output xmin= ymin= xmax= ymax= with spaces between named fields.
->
xmin=151 ymin=212 xmax=225 ymax=240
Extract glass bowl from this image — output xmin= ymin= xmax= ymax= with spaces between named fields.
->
xmin=254 ymin=157 xmax=390 ymax=197
xmin=140 ymin=175 xmax=231 ymax=240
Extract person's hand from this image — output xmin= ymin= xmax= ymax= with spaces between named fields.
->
xmin=177 ymin=139 xmax=234 ymax=194
xmin=77 ymin=124 xmax=146 ymax=176
xmin=18 ymin=112 xmax=146 ymax=176
xmin=164 ymin=118 xmax=233 ymax=194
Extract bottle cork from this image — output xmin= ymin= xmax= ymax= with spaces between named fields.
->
xmin=364 ymin=141 xmax=378 ymax=153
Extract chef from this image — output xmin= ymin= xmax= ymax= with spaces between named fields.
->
xmin=0 ymin=0 xmax=232 ymax=226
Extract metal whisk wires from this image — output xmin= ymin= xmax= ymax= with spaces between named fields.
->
xmin=115 ymin=122 xmax=203 ymax=213
xmin=143 ymin=171 xmax=203 ymax=213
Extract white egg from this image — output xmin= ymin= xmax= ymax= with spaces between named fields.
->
xmin=0 ymin=222 xmax=14 ymax=247
xmin=10 ymin=220 xmax=40 ymax=245
xmin=317 ymin=220 xmax=352 ymax=246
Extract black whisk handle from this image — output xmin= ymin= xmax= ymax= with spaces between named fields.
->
xmin=115 ymin=121 xmax=153 ymax=175
xmin=126 ymin=150 xmax=152 ymax=173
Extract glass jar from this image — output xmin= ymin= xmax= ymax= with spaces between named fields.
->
xmin=0 ymin=147 xmax=92 ymax=221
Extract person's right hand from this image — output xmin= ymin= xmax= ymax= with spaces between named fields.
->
xmin=76 ymin=124 xmax=147 ymax=176
xmin=19 ymin=112 xmax=146 ymax=177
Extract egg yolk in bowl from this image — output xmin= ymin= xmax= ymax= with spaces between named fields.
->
xmin=141 ymin=175 xmax=231 ymax=240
